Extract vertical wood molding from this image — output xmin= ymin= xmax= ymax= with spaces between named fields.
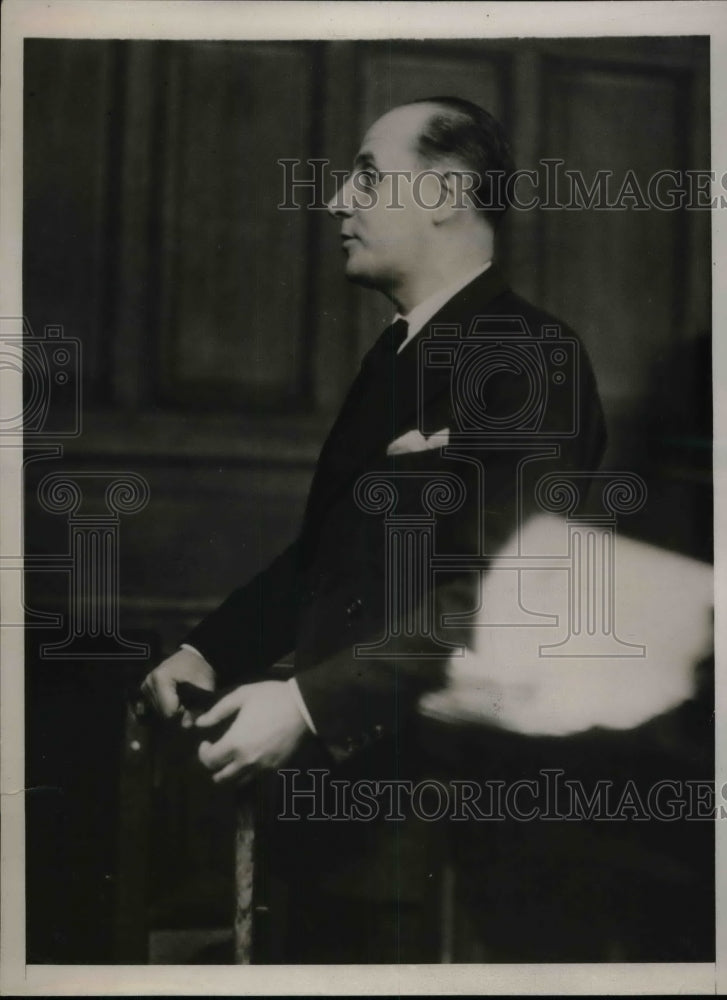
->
xmin=683 ymin=44 xmax=711 ymax=341
xmin=503 ymin=47 xmax=541 ymax=302
xmin=23 ymin=40 xmax=116 ymax=402
xmin=111 ymin=42 xmax=158 ymax=410
xmin=310 ymin=41 xmax=361 ymax=415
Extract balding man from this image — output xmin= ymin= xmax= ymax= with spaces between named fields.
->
xmin=142 ymin=97 xmax=606 ymax=962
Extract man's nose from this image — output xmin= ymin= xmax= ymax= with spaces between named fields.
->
xmin=326 ymin=175 xmax=354 ymax=217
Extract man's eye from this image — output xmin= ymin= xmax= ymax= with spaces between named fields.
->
xmin=358 ymin=169 xmax=379 ymax=188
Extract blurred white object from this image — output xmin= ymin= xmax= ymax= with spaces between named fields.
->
xmin=419 ymin=513 xmax=713 ymax=736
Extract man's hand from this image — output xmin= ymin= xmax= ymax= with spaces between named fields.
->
xmin=196 ymin=680 xmax=307 ymax=784
xmin=140 ymin=647 xmax=216 ymax=728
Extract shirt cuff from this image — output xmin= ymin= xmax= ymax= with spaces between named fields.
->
xmin=287 ymin=677 xmax=318 ymax=735
xmin=183 ymin=645 xmax=315 ymax=734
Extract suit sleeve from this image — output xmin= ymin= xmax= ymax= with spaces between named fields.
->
xmin=182 ymin=539 xmax=301 ymax=685
xmin=292 ymin=442 xmax=552 ymax=763
xmin=294 ymin=570 xmax=474 ymax=762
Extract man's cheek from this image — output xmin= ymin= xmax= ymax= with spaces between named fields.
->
xmin=350 ymin=173 xmax=378 ymax=210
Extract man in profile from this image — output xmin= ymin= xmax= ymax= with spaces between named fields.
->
xmin=142 ymin=97 xmax=606 ymax=961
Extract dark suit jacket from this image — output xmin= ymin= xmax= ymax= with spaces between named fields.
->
xmin=185 ymin=264 xmax=607 ymax=766
xmin=183 ymin=268 xmax=714 ymax=960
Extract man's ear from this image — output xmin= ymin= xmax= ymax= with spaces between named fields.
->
xmin=430 ymin=170 xmax=462 ymax=226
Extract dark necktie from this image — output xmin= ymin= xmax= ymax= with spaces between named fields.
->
xmin=360 ymin=317 xmax=409 ymax=375
xmin=326 ymin=317 xmax=409 ymax=443
xmin=303 ymin=318 xmax=410 ymax=527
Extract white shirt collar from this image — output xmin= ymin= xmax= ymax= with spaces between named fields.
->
xmin=395 ymin=260 xmax=492 ymax=353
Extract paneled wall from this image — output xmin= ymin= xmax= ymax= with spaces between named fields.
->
xmin=23 ymin=36 xmax=710 ymax=960
xmin=24 ymin=36 xmax=711 ymax=646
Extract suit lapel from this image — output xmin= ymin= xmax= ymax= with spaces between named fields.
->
xmin=305 ymin=264 xmax=511 ymax=526
xmin=383 ymin=263 xmax=511 ymax=449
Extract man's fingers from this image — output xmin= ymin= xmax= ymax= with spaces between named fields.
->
xmin=196 ymin=689 xmax=245 ymax=727
xmin=198 ymin=737 xmax=237 ymax=772
xmin=139 ymin=677 xmax=155 ymax=710
xmin=140 ymin=674 xmax=178 ymax=718
xmin=140 ymin=649 xmax=218 ymax=722
xmin=211 ymin=760 xmax=257 ymax=785
xmin=155 ymin=678 xmax=181 ymax=718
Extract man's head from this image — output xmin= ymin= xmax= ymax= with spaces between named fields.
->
xmin=410 ymin=96 xmax=515 ymax=229
xmin=327 ymin=97 xmax=514 ymax=310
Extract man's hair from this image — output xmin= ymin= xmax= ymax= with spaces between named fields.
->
xmin=408 ymin=96 xmax=515 ymax=229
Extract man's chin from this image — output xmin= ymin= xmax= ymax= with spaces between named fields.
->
xmin=343 ymin=257 xmax=389 ymax=291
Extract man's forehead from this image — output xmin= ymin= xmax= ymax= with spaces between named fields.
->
xmin=357 ymin=103 xmax=434 ymax=164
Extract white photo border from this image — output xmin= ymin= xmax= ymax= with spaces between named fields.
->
xmin=1 ymin=1 xmax=724 ymax=995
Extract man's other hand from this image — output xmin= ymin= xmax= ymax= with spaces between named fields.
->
xmin=196 ymin=681 xmax=307 ymax=784
xmin=140 ymin=647 xmax=216 ymax=727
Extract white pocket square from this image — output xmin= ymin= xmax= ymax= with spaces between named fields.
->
xmin=386 ymin=428 xmax=450 ymax=455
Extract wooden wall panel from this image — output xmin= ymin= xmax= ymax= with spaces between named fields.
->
xmin=363 ymin=44 xmax=505 ymax=119
xmin=23 ymin=37 xmax=711 ymax=961
xmin=539 ymin=60 xmax=689 ymax=463
xmin=24 ymin=458 xmax=310 ymax=657
xmin=109 ymin=42 xmax=165 ymax=411
xmin=155 ymin=42 xmax=318 ymax=408
xmin=23 ymin=40 xmax=121 ymax=402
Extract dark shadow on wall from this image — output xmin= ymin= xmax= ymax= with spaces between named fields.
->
xmin=623 ymin=329 xmax=712 ymax=562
